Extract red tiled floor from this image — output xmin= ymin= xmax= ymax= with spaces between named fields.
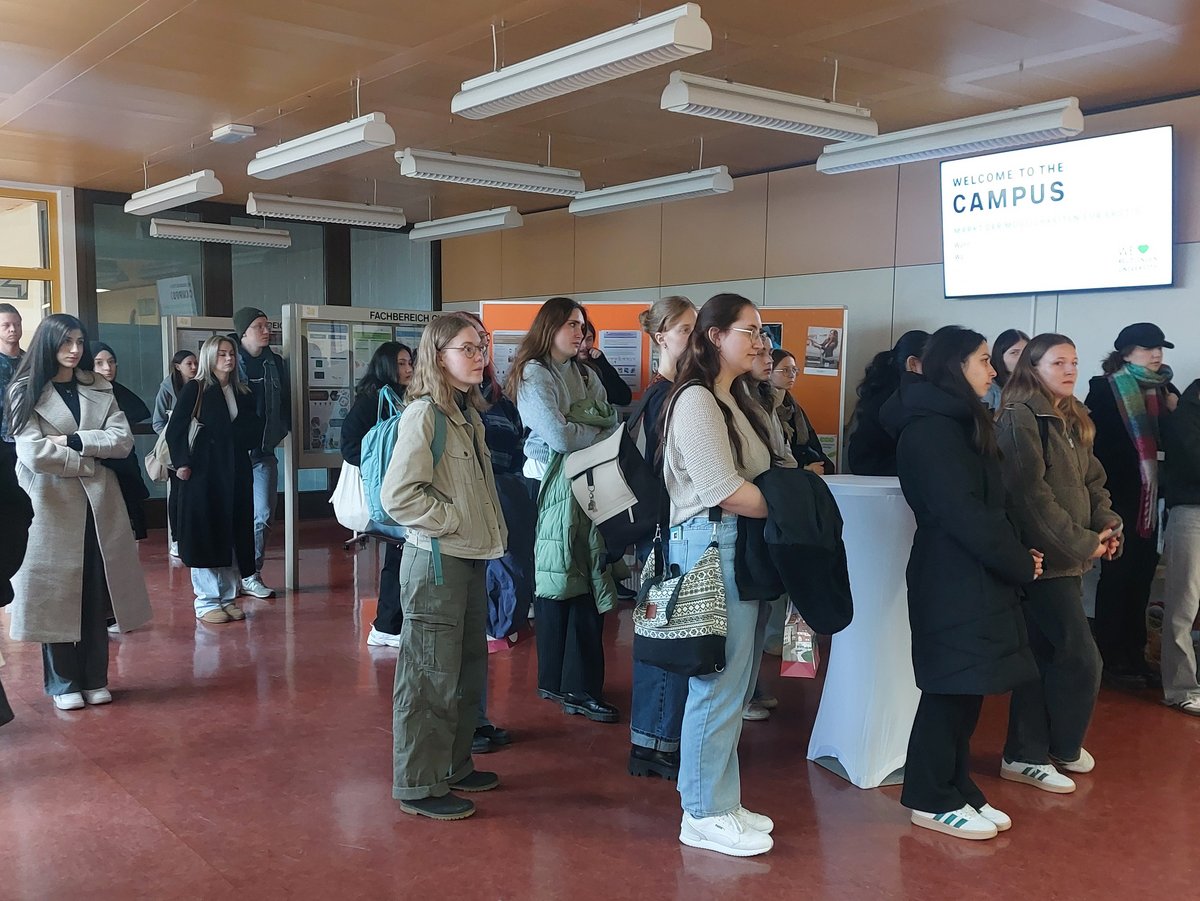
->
xmin=1 ymin=522 xmax=1197 ymax=900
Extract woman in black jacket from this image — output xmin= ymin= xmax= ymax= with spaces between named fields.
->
xmin=847 ymin=330 xmax=928 ymax=475
xmin=90 ymin=342 xmax=151 ymax=540
xmin=576 ymin=317 xmax=633 ymax=407
xmin=882 ymin=326 xmax=1041 ymax=841
xmin=1161 ymin=378 xmax=1200 ymax=715
xmin=768 ymin=348 xmax=834 ymax=473
xmin=168 ymin=336 xmax=262 ymax=625
xmin=1084 ymin=322 xmax=1177 ymax=688
xmin=340 ymin=341 xmax=412 ymax=648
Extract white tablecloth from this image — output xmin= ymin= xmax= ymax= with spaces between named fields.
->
xmin=807 ymin=475 xmax=921 ymax=789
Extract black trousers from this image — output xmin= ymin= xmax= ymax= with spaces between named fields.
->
xmin=1005 ymin=577 xmax=1101 ymax=764
xmin=0 ymin=440 xmax=16 ymax=477
xmin=0 ymin=674 xmax=13 ymax=727
xmin=42 ymin=509 xmax=110 ymax=696
xmin=901 ymin=692 xmax=986 ymax=814
xmin=374 ymin=540 xmax=404 ymax=635
xmin=535 ymin=594 xmax=606 ymax=698
xmin=1094 ymin=530 xmax=1159 ymax=672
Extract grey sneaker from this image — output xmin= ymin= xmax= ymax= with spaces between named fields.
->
xmin=240 ymin=575 xmax=275 ymax=599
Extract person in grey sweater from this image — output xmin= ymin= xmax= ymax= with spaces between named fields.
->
xmin=506 ymin=297 xmax=620 ymax=723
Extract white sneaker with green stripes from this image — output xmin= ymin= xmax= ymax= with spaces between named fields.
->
xmin=910 ymin=805 xmax=998 ymax=840
xmin=1000 ymin=759 xmax=1077 ymax=793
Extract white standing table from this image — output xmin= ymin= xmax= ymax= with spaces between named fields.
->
xmin=807 ymin=475 xmax=921 ymax=789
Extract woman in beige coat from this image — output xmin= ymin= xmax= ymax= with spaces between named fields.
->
xmin=5 ymin=314 xmax=152 ymax=711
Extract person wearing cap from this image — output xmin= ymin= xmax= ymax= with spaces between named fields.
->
xmin=233 ymin=307 xmax=291 ymax=599
xmin=1085 ymin=322 xmax=1179 ymax=689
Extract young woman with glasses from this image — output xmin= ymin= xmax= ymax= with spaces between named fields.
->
xmin=767 ymin=348 xmax=834 ymax=474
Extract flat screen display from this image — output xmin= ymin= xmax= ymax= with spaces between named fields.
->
xmin=941 ymin=126 xmax=1173 ymax=297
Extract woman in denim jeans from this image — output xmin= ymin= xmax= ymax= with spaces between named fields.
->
xmin=660 ymin=294 xmax=776 ymax=858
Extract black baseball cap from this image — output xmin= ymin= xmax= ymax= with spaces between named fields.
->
xmin=1114 ymin=322 xmax=1173 ymax=350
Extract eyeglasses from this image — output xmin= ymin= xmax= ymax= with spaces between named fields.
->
xmin=774 ymin=366 xmax=799 ymax=377
xmin=729 ymin=326 xmax=769 ymax=346
xmin=442 ymin=342 xmax=490 ymax=360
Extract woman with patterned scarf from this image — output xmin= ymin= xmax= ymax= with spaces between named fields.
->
xmin=1085 ymin=323 xmax=1180 ymax=689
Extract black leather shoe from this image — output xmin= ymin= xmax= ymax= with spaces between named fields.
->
xmin=562 ymin=693 xmax=619 ymax=723
xmin=628 ymin=745 xmax=679 ymax=780
xmin=476 ymin=724 xmax=511 ymax=746
xmin=537 ymin=688 xmax=565 ymax=702
xmin=1102 ymin=667 xmax=1147 ymax=690
xmin=452 ymin=770 xmax=500 ymax=792
xmin=400 ymin=794 xmax=475 ymax=820
xmin=471 ymin=731 xmax=493 ymax=755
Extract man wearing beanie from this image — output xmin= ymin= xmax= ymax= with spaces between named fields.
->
xmin=234 ymin=307 xmax=291 ymax=598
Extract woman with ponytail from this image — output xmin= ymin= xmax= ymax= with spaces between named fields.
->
xmin=846 ymin=330 xmax=928 ymax=475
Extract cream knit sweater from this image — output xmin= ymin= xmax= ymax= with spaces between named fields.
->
xmin=663 ymin=383 xmax=771 ymax=525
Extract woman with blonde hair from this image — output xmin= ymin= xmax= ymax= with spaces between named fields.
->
xmin=996 ymin=334 xmax=1119 ymax=792
xmin=168 ymin=336 xmax=262 ymax=624
xmin=382 ymin=313 xmax=507 ymax=821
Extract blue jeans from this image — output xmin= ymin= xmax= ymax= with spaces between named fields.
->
xmin=251 ymin=453 xmax=278 ymax=575
xmin=672 ymin=513 xmax=770 ymax=818
xmin=192 ymin=566 xmax=239 ymax=616
xmin=631 ymin=660 xmax=690 ymax=752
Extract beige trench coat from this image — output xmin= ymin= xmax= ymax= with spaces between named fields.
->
xmin=10 ymin=375 xmax=152 ymax=643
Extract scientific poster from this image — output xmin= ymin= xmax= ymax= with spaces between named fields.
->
xmin=805 ymin=326 xmax=841 ymax=377
xmin=307 ymin=322 xmax=351 ymax=388
xmin=763 ymin=322 xmax=783 ymax=351
xmin=394 ymin=325 xmax=425 ymax=350
xmin=598 ymin=329 xmax=642 ymax=396
xmin=179 ymin=328 xmax=220 ymax=354
xmin=490 ymin=330 xmax=525 ymax=387
xmin=352 ymin=324 xmax=394 ymax=383
xmin=306 ymin=388 xmax=352 ymax=451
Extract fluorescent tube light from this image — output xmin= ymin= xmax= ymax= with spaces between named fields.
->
xmin=247 ymin=113 xmax=395 ymax=179
xmin=409 ymin=207 xmax=524 ymax=242
xmin=211 ymin=124 xmax=256 ymax=143
xmin=124 ymin=170 xmax=223 ymax=216
xmin=568 ymin=165 xmax=732 ymax=217
xmin=816 ymin=97 xmax=1084 ymax=174
xmin=149 ymin=218 xmax=292 ymax=248
xmin=246 ymin=193 xmax=407 ymax=229
xmin=660 ymin=71 xmax=878 ymax=140
xmin=451 ymin=3 xmax=711 ymax=120
xmin=397 ymin=148 xmax=585 ymax=196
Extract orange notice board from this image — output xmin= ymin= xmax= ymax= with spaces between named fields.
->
xmin=481 ymin=300 xmax=653 ymax=400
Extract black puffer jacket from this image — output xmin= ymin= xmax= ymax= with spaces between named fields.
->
xmin=1164 ymin=379 xmax=1200 ymax=509
xmin=881 ymin=380 xmax=1037 ymax=696
xmin=847 ymin=372 xmax=922 ymax=476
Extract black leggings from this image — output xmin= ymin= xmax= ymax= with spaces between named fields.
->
xmin=901 ymin=692 xmax=986 ymax=814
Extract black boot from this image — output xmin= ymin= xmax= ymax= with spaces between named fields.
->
xmin=628 ymin=745 xmax=679 ymax=780
xmin=562 ymin=693 xmax=619 ymax=723
xmin=399 ymin=794 xmax=475 ymax=820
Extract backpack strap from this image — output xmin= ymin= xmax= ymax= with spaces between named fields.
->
xmin=427 ymin=401 xmax=448 ymax=587
xmin=1023 ymin=402 xmax=1052 ymax=470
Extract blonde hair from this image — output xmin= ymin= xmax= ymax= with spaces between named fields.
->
xmin=1001 ymin=333 xmax=1095 ymax=445
xmin=408 ymin=313 xmax=488 ymax=414
xmin=196 ymin=336 xmax=249 ymax=393
xmin=638 ymin=295 xmax=695 ymax=337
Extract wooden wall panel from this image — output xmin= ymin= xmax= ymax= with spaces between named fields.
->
xmin=660 ymin=173 xmax=768 ymax=286
xmin=501 ymin=208 xmax=575 ymax=299
xmin=895 ymin=160 xmax=943 ymax=267
xmin=766 ymin=166 xmax=900 ymax=276
xmin=440 ymin=230 xmax=503 ymax=303
xmin=574 ymin=204 xmax=661 ymax=292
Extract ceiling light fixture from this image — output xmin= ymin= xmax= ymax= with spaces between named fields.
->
xmin=124 ymin=170 xmax=223 ymax=216
xmin=660 ymin=71 xmax=878 ymax=140
xmin=815 ymin=97 xmax=1084 ymax=174
xmin=247 ymin=113 xmax=395 ymax=179
xmin=397 ymin=148 xmax=585 ymax=195
xmin=451 ymin=3 xmax=711 ymax=120
xmin=211 ymin=124 xmax=256 ymax=144
xmin=408 ymin=206 xmax=524 ymax=242
xmin=246 ymin=193 xmax=407 ymax=229
xmin=568 ymin=165 xmax=732 ymax=217
xmin=149 ymin=218 xmax=292 ymax=248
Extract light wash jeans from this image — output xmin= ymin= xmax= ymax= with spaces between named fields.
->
xmin=672 ymin=513 xmax=770 ymax=819
xmin=251 ymin=452 xmax=278 ymax=575
xmin=192 ymin=566 xmax=239 ymax=617
xmin=1162 ymin=505 xmax=1200 ymax=704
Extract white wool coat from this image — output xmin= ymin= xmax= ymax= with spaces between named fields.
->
xmin=9 ymin=376 xmax=152 ymax=642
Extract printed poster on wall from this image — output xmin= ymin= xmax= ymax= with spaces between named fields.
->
xmin=156 ymin=275 xmax=197 ymax=317
xmin=490 ymin=330 xmax=525 ymax=388
xmin=352 ymin=324 xmax=394 ymax=384
xmin=394 ymin=326 xmax=425 ymax=350
xmin=306 ymin=388 xmax=352 ymax=451
xmin=818 ymin=435 xmax=839 ymax=469
xmin=763 ymin=323 xmax=784 ymax=351
xmin=306 ymin=322 xmax=351 ymax=388
xmin=598 ymin=329 xmax=642 ymax=397
xmin=804 ymin=326 xmax=841 ymax=377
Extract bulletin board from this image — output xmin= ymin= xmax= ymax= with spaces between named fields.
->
xmin=479 ymin=300 xmax=653 ymax=402
xmin=161 ymin=315 xmax=284 ymax=375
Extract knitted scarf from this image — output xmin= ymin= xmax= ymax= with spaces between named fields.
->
xmin=1110 ymin=363 xmax=1172 ymax=538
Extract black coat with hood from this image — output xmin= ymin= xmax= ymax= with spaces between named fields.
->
xmin=881 ymin=380 xmax=1037 ymax=696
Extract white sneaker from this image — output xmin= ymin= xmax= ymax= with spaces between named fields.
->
xmin=240 ymin=575 xmax=275 ymax=599
xmin=742 ymin=701 xmax=771 ymax=721
xmin=169 ymin=541 xmax=180 ymax=558
xmin=107 ymin=623 xmax=120 ymax=634
xmin=732 ymin=806 xmax=774 ymax=834
xmin=53 ymin=692 xmax=85 ymax=711
xmin=679 ymin=812 xmax=774 ymax=857
xmin=1050 ymin=747 xmax=1095 ymax=774
xmin=975 ymin=803 xmax=1012 ymax=832
xmin=1166 ymin=697 xmax=1200 ymax=716
xmin=83 ymin=688 xmax=113 ymax=705
xmin=367 ymin=627 xmax=401 ymax=648
xmin=910 ymin=806 xmax=998 ymax=840
xmin=1000 ymin=759 xmax=1076 ymax=793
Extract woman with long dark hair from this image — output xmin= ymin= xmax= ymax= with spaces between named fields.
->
xmin=846 ymin=329 xmax=929 ymax=475
xmin=508 ymin=296 xmax=621 ymax=723
xmin=996 ymin=334 xmax=1118 ymax=793
xmin=5 ymin=314 xmax=151 ymax=709
xmin=576 ymin=317 xmax=633 ymax=406
xmin=661 ymin=294 xmax=777 ymax=857
xmin=341 ymin=341 xmax=413 ymax=648
xmin=1085 ymin=323 xmax=1178 ymax=688
xmin=90 ymin=341 xmax=151 ymax=542
xmin=982 ymin=329 xmax=1030 ymax=411
xmin=168 ymin=336 xmax=262 ymax=624
xmin=153 ymin=349 xmax=198 ymax=557
xmin=882 ymin=325 xmax=1041 ymax=841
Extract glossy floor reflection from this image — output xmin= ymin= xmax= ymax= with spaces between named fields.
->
xmin=1 ymin=523 xmax=1196 ymax=900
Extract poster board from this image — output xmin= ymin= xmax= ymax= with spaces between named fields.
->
xmin=161 ymin=315 xmax=284 ymax=375
xmin=479 ymin=301 xmax=654 ymax=402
